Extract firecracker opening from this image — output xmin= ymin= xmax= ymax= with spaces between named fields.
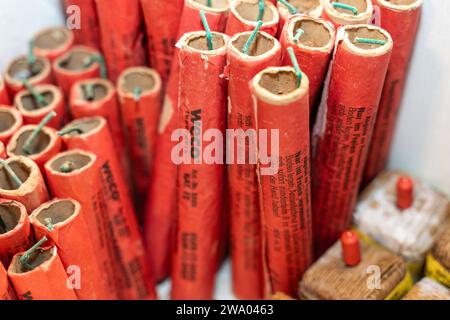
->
xmin=292 ymin=19 xmax=332 ymax=48
xmin=12 ymin=129 xmax=51 ymax=156
xmin=35 ymin=199 xmax=75 ymax=225
xmin=0 ymin=202 xmax=21 ymax=234
xmin=259 ymin=70 xmax=299 ymax=95
xmin=231 ymin=32 xmax=274 ymax=56
xmin=0 ymin=110 xmax=18 ymax=132
xmin=0 ymin=161 xmax=31 ymax=190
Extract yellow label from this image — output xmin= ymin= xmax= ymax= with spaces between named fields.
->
xmin=385 ymin=271 xmax=413 ymax=300
xmin=425 ymin=253 xmax=450 ymax=287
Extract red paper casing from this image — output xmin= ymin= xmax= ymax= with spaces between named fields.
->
xmin=140 ymin=0 xmax=184 ymax=83
xmin=8 ymin=246 xmax=78 ymax=300
xmin=30 ymin=198 xmax=111 ymax=300
xmin=117 ymin=67 xmax=162 ymax=201
xmin=171 ymin=31 xmax=228 ymax=300
xmin=0 ymin=262 xmax=16 ymax=300
xmin=0 ymin=78 xmax=10 ymax=105
xmin=226 ymin=0 xmax=279 ymax=37
xmin=44 ymin=149 xmax=119 ymax=299
xmin=32 ymin=27 xmax=75 ymax=63
xmin=226 ymin=31 xmax=282 ymax=299
xmin=0 ymin=200 xmax=33 ymax=267
xmin=7 ymin=126 xmax=63 ymax=173
xmin=0 ymin=156 xmax=49 ymax=213
xmin=4 ymin=56 xmax=53 ymax=99
xmin=252 ymin=66 xmax=313 ymax=297
xmin=53 ymin=46 xmax=102 ymax=96
xmin=95 ymin=0 xmax=146 ymax=82
xmin=144 ymin=0 xmax=229 ymax=283
xmin=280 ymin=15 xmax=335 ymax=118
xmin=363 ymin=0 xmax=423 ymax=186
xmin=64 ymin=0 xmax=101 ymax=48
xmin=59 ymin=118 xmax=157 ymax=300
xmin=15 ymin=85 xmax=66 ymax=128
xmin=0 ymin=107 xmax=23 ymax=145
xmin=311 ymin=25 xmax=393 ymax=256
xmin=70 ymin=78 xmax=128 ymax=177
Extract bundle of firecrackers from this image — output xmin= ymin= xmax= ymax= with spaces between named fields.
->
xmin=0 ymin=0 xmax=448 ymax=301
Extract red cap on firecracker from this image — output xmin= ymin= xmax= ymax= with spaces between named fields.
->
xmin=396 ymin=175 xmax=414 ymax=210
xmin=341 ymin=231 xmax=361 ymax=266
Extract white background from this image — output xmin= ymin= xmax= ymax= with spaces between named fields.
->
xmin=0 ymin=0 xmax=448 ymax=299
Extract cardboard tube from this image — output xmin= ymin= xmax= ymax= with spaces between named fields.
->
xmin=0 ymin=77 xmax=10 ymax=105
xmin=277 ymin=0 xmax=323 ymax=30
xmin=32 ymin=27 xmax=75 ymax=63
xmin=95 ymin=0 xmax=146 ymax=82
xmin=30 ymin=198 xmax=111 ymax=300
xmin=8 ymin=245 xmax=78 ymax=300
xmin=53 ymin=46 xmax=102 ymax=96
xmin=7 ymin=125 xmax=63 ymax=172
xmin=4 ymin=56 xmax=52 ymax=98
xmin=1 ymin=262 xmax=16 ymax=300
xmin=311 ymin=24 xmax=393 ymax=256
xmin=0 ymin=156 xmax=49 ymax=213
xmin=145 ymin=0 xmax=230 ymax=283
xmin=322 ymin=0 xmax=373 ymax=27
xmin=58 ymin=118 xmax=157 ymax=300
xmin=362 ymin=0 xmax=423 ymax=187
xmin=226 ymin=0 xmax=280 ymax=37
xmin=44 ymin=149 xmax=119 ymax=299
xmin=70 ymin=78 xmax=128 ymax=177
xmin=226 ymin=31 xmax=281 ymax=299
xmin=171 ymin=31 xmax=228 ymax=300
xmin=14 ymin=84 xmax=66 ymax=128
xmin=140 ymin=0 xmax=184 ymax=83
xmin=0 ymin=107 xmax=23 ymax=145
xmin=252 ymin=66 xmax=313 ymax=297
xmin=64 ymin=0 xmax=101 ymax=48
xmin=280 ymin=15 xmax=335 ymax=119
xmin=117 ymin=67 xmax=162 ymax=200
xmin=0 ymin=200 xmax=33 ymax=267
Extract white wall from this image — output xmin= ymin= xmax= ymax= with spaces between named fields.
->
xmin=0 ymin=0 xmax=64 ymax=69
xmin=0 ymin=0 xmax=448 ymax=195
xmin=388 ymin=0 xmax=450 ymax=196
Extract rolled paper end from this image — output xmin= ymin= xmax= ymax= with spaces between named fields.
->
xmin=341 ymin=231 xmax=361 ymax=267
xmin=396 ymin=176 xmax=414 ymax=210
xmin=22 ymin=111 xmax=57 ymax=154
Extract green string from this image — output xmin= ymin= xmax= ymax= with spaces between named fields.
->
xmin=243 ymin=20 xmax=264 ymax=55
xmin=134 ymin=87 xmax=142 ymax=102
xmin=28 ymin=40 xmax=37 ymax=66
xmin=45 ymin=218 xmax=54 ymax=231
xmin=200 ymin=10 xmax=213 ymax=50
xmin=355 ymin=37 xmax=387 ymax=45
xmin=84 ymin=84 xmax=95 ymax=101
xmin=84 ymin=54 xmax=107 ymax=79
xmin=0 ymin=159 xmax=23 ymax=188
xmin=331 ymin=2 xmax=358 ymax=15
xmin=294 ymin=28 xmax=304 ymax=43
xmin=22 ymin=111 xmax=57 ymax=155
xmin=58 ymin=127 xmax=83 ymax=136
xmin=19 ymin=236 xmax=48 ymax=271
xmin=22 ymin=79 xmax=47 ymax=107
xmin=257 ymin=0 xmax=265 ymax=21
xmin=206 ymin=0 xmax=212 ymax=7
xmin=60 ymin=161 xmax=75 ymax=173
xmin=278 ymin=0 xmax=298 ymax=14
xmin=287 ymin=47 xmax=302 ymax=87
